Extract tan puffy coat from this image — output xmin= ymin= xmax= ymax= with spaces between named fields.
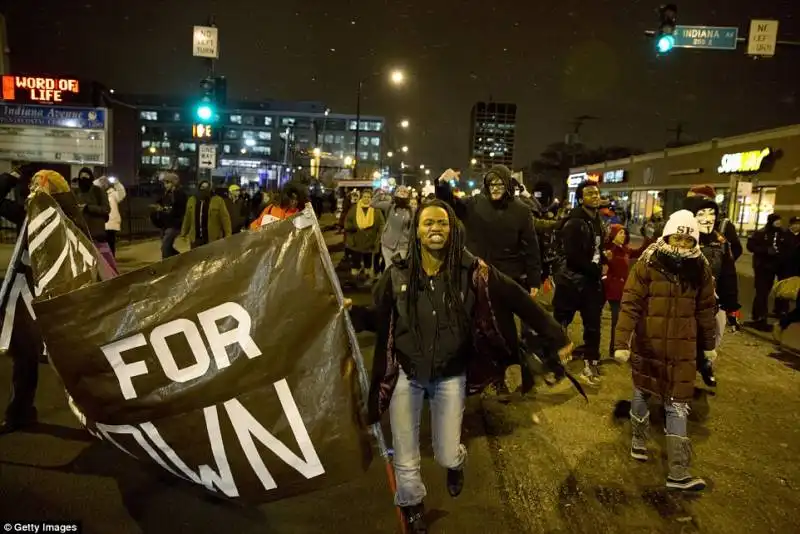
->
xmin=614 ymin=249 xmax=717 ymax=402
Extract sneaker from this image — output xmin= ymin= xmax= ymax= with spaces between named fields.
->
xmin=630 ymin=445 xmax=649 ymax=462
xmin=580 ymin=364 xmax=600 ymax=386
xmin=447 ymin=468 xmax=464 ymax=497
xmin=401 ymin=503 xmax=428 ymax=533
xmin=666 ymin=476 xmax=707 ymax=492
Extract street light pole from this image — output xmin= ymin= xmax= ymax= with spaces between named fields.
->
xmin=353 ymin=81 xmax=363 ymax=179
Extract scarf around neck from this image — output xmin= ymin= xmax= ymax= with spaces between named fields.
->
xmin=356 ymin=200 xmax=375 ymax=230
xmin=655 ymin=236 xmax=701 ymax=259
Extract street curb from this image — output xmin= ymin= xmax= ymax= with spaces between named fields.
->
xmin=741 ymin=326 xmax=800 ymax=359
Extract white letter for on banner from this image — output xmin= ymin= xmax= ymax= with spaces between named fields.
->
xmin=149 ymin=318 xmax=211 ymax=383
xmin=100 ymin=334 xmax=150 ymax=400
xmin=197 ymin=302 xmax=262 ymax=369
xmin=225 ymin=379 xmax=325 ymax=491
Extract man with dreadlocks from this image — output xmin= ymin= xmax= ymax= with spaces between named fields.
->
xmin=350 ymin=199 xmax=572 ymax=533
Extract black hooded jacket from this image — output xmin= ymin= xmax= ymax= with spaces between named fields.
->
xmin=552 ymin=205 xmax=605 ymax=291
xmin=435 ymin=165 xmax=541 ymax=289
xmin=747 ymin=213 xmax=785 ymax=272
xmin=683 ymin=195 xmax=739 ymax=312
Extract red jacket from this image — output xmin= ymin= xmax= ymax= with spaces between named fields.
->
xmin=603 ymin=224 xmax=644 ymax=301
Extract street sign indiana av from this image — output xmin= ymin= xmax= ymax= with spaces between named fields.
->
xmin=673 ymin=25 xmax=739 ymax=50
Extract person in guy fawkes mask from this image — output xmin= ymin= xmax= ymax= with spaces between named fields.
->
xmin=181 ymin=180 xmax=232 ymax=249
xmin=683 ymin=192 xmax=739 ymax=387
xmin=372 ymin=185 xmax=414 ymax=267
xmin=551 ymin=180 xmax=606 ymax=385
xmin=348 ymin=199 xmax=571 ymax=533
xmin=746 ymin=213 xmax=785 ymax=331
xmin=686 ymin=185 xmax=743 ymax=261
xmin=435 ymin=166 xmax=543 ymax=394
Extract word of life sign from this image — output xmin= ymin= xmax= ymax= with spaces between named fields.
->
xmin=718 ymin=148 xmax=771 ymax=174
xmin=1 ymin=76 xmax=80 ymax=103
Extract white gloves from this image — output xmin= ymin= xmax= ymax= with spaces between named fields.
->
xmin=704 ymin=350 xmax=718 ymax=363
xmin=614 ymin=350 xmax=630 ymax=363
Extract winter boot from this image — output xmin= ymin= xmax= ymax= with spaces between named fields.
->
xmin=630 ymin=411 xmax=649 ymax=462
xmin=447 ymin=468 xmax=464 ymax=497
xmin=665 ymin=434 xmax=706 ymax=491
xmin=400 ymin=503 xmax=428 ymax=533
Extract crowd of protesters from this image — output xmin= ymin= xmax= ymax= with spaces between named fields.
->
xmin=2 ymin=161 xmax=798 ymax=533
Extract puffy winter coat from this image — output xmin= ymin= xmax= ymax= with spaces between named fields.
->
xmin=615 ymin=246 xmax=717 ymax=402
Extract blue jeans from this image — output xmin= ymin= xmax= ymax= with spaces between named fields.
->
xmin=631 ymin=388 xmax=689 ymax=437
xmin=161 ymin=227 xmax=180 ymax=259
xmin=390 ymin=369 xmax=467 ymax=506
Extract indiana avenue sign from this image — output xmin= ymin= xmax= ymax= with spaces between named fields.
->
xmin=673 ymin=25 xmax=739 ymax=51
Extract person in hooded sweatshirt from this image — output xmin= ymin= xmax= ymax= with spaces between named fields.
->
xmin=551 ymin=180 xmax=606 ymax=385
xmin=435 ymin=165 xmax=543 ymax=393
xmin=74 ymin=167 xmax=111 ymax=247
xmin=614 ymin=210 xmax=716 ymax=492
xmin=181 ymin=180 xmax=232 ymax=249
xmin=682 ymin=192 xmax=739 ymax=387
xmin=746 ymin=213 xmax=785 ymax=331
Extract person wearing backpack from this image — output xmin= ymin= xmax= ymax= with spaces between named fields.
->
xmin=348 ymin=199 xmax=572 ymax=533
xmin=551 ymin=181 xmax=606 ymax=385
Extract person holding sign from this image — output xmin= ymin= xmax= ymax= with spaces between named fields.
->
xmin=350 ymin=199 xmax=572 ymax=533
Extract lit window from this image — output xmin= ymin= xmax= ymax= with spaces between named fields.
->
xmin=242 ymin=130 xmax=255 ymax=139
xmin=359 ymin=151 xmax=369 ymax=161
xmin=370 ymin=137 xmax=380 ymax=147
xmin=360 ymin=137 xmax=370 ymax=146
xmin=223 ymin=145 xmax=231 ymax=154
xmin=141 ymin=155 xmax=151 ymax=164
xmin=264 ymin=117 xmax=273 ymax=126
xmin=281 ymin=117 xmax=297 ymax=126
xmin=335 ymin=135 xmax=344 ymax=144
xmin=140 ymin=111 xmax=158 ymax=121
xmin=173 ymin=112 xmax=181 ymax=121
xmin=251 ymin=146 xmax=271 ymax=155
xmin=257 ymin=131 xmax=271 ymax=140
xmin=141 ymin=141 xmax=151 ymax=148
xmin=225 ymin=129 xmax=240 ymax=140
xmin=140 ymin=125 xmax=146 ymax=134
xmin=177 ymin=157 xmax=190 ymax=167
xmin=178 ymin=142 xmax=197 ymax=152
xmin=372 ymin=121 xmax=383 ymax=131
xmin=324 ymin=134 xmax=334 ymax=143
xmin=160 ymin=141 xmax=171 ymax=148
xmin=230 ymin=115 xmax=242 ymax=124
xmin=160 ymin=156 xmax=171 ymax=165
xmin=371 ymin=152 xmax=380 ymax=161
xmin=349 ymin=120 xmax=358 ymax=131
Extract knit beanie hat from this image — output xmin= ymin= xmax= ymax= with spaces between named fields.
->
xmin=662 ymin=209 xmax=700 ymax=241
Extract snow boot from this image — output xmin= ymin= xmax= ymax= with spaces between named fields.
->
xmin=665 ymin=434 xmax=706 ymax=491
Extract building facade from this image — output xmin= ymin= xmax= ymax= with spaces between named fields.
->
xmin=130 ymin=96 xmax=385 ymax=187
xmin=469 ymin=102 xmax=516 ymax=168
xmin=567 ymin=124 xmax=800 ymax=235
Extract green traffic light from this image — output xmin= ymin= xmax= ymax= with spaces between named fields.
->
xmin=196 ymin=104 xmax=214 ymax=121
xmin=657 ymin=34 xmax=675 ymax=53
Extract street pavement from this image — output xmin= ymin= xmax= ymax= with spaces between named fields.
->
xmin=0 ymin=226 xmax=799 ymax=533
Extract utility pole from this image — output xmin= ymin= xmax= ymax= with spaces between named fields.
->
xmin=353 ymin=81 xmax=363 ymax=179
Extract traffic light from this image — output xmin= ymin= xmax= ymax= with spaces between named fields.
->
xmin=656 ymin=4 xmax=678 ymax=53
xmin=194 ymin=77 xmax=218 ymax=123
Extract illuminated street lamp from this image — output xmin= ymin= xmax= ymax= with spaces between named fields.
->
xmin=401 ymin=145 xmax=409 ymax=153
xmin=470 ymin=158 xmax=477 ymax=165
xmin=387 ymin=151 xmax=394 ymax=158
xmin=425 ymin=169 xmax=431 ymax=176
xmin=148 ymin=146 xmax=157 ymax=154
xmin=353 ymin=68 xmax=407 ymax=178
xmin=400 ymin=119 xmax=410 ymax=129
xmin=313 ymin=147 xmax=321 ymax=157
xmin=419 ymin=164 xmax=425 ymax=170
xmin=344 ymin=156 xmax=354 ymax=167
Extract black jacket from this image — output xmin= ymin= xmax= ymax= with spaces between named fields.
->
xmin=159 ymin=188 xmax=188 ymax=230
xmin=75 ymin=185 xmax=110 ymax=242
xmin=553 ymin=206 xmax=605 ymax=291
xmin=783 ymin=231 xmax=800 ymax=278
xmin=436 ymin=176 xmax=541 ymax=289
xmin=683 ymin=196 xmax=739 ymax=311
xmin=0 ymin=172 xmax=26 ymax=227
xmin=747 ymin=214 xmax=785 ymax=272
xmin=349 ymin=249 xmax=568 ymax=423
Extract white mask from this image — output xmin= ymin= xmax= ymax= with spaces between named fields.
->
xmin=696 ymin=207 xmax=716 ymax=234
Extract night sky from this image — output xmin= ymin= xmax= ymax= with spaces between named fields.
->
xmin=5 ymin=1 xmax=800 ymax=171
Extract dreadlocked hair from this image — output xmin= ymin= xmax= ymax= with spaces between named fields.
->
xmin=406 ymin=199 xmax=470 ymax=346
